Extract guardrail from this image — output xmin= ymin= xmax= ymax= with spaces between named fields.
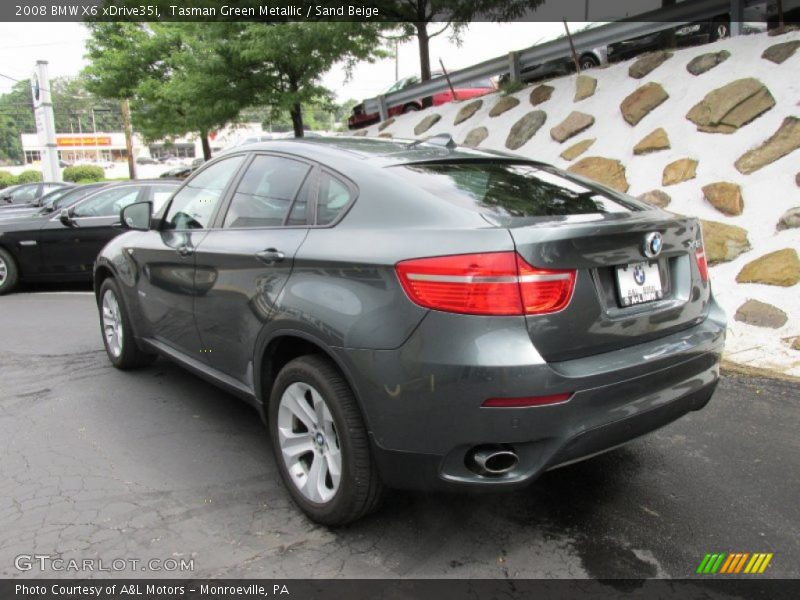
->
xmin=364 ymin=0 xmax=744 ymax=119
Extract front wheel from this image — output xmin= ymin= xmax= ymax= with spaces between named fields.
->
xmin=98 ymin=278 xmax=156 ymax=370
xmin=269 ymin=355 xmax=383 ymax=526
xmin=579 ymin=54 xmax=600 ymax=70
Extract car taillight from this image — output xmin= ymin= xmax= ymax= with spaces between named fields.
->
xmin=695 ymin=247 xmax=709 ymax=283
xmin=395 ymin=252 xmax=576 ymax=316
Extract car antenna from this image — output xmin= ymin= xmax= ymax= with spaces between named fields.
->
xmin=406 ymin=133 xmax=457 ymax=150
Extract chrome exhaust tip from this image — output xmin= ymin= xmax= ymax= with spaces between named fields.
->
xmin=468 ymin=445 xmax=519 ymax=476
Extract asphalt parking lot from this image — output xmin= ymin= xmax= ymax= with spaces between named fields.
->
xmin=1 ymin=289 xmax=798 ymax=579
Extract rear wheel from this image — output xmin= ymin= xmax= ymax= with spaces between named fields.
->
xmin=98 ymin=278 xmax=156 ymax=370
xmin=0 ymin=247 xmax=19 ymax=295
xmin=269 ymin=355 xmax=382 ymax=525
xmin=402 ymin=103 xmax=420 ymax=114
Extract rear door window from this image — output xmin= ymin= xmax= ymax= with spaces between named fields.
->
xmin=222 ymin=155 xmax=310 ymax=228
xmin=315 ymin=172 xmax=353 ymax=226
xmin=391 ymin=162 xmax=638 ymax=218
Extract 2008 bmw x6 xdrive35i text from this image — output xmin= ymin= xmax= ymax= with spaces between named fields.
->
xmin=95 ymin=136 xmax=725 ymax=525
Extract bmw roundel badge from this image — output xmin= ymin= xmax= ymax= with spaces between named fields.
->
xmin=643 ymin=232 xmax=663 ymax=259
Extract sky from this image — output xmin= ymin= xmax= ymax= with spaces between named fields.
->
xmin=0 ymin=22 xmax=575 ymax=105
xmin=0 ymin=0 xmax=671 ymax=101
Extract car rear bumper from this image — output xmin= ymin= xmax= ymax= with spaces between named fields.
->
xmin=338 ymin=301 xmax=725 ymax=491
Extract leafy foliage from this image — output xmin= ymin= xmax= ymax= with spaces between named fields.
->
xmin=0 ymin=170 xmax=16 ymax=189
xmin=63 ymin=164 xmax=105 ymax=183
xmin=15 ymin=170 xmax=43 ymax=184
xmin=84 ymin=20 xmax=386 ymax=149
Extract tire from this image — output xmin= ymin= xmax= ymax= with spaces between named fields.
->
xmin=98 ymin=277 xmax=156 ymax=370
xmin=0 ymin=247 xmax=19 ymax=295
xmin=269 ymin=355 xmax=383 ymax=526
xmin=402 ymin=104 xmax=420 ymax=114
xmin=579 ymin=54 xmax=600 ymax=70
xmin=711 ymin=21 xmax=729 ymax=41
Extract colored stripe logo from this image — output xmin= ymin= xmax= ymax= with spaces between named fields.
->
xmin=696 ymin=553 xmax=773 ymax=574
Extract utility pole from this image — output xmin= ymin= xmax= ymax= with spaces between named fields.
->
xmin=395 ymin=39 xmax=399 ymax=80
xmin=91 ymin=108 xmax=100 ymax=162
xmin=31 ymin=60 xmax=60 ymax=182
xmin=120 ymin=99 xmax=136 ymax=180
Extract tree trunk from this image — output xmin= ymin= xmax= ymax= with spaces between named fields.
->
xmin=290 ymin=103 xmax=304 ymax=138
xmin=416 ymin=22 xmax=432 ymax=107
xmin=200 ymin=131 xmax=212 ymax=161
xmin=120 ymin=99 xmax=136 ymax=180
xmin=289 ymin=77 xmax=304 ymax=138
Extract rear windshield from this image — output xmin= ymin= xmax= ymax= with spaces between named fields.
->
xmin=392 ymin=162 xmax=638 ymax=218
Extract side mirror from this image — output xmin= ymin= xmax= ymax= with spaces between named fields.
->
xmin=121 ymin=201 xmax=153 ymax=231
xmin=59 ymin=208 xmax=75 ymax=227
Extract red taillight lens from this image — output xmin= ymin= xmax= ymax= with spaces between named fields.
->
xmin=482 ymin=393 xmax=572 ymax=408
xmin=395 ymin=252 xmax=576 ymax=316
xmin=516 ymin=255 xmax=576 ymax=314
xmin=695 ymin=247 xmax=709 ymax=283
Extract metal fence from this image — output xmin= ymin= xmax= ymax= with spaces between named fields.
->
xmin=364 ymin=0 xmax=746 ymax=120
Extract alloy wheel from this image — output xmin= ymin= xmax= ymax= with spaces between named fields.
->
xmin=277 ymin=381 xmax=342 ymax=504
xmin=101 ymin=289 xmax=123 ymax=358
xmin=0 ymin=256 xmax=6 ymax=286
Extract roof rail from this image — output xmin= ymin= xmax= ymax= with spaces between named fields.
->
xmin=406 ymin=133 xmax=457 ymax=151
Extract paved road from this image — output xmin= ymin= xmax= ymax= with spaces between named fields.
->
xmin=1 ymin=291 xmax=798 ymax=579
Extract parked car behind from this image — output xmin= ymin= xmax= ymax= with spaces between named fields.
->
xmin=500 ymin=44 xmax=608 ymax=86
xmin=348 ymin=72 xmax=495 ymax=130
xmin=93 ymin=136 xmax=725 ymax=526
xmin=0 ymin=182 xmax=71 ymax=208
xmin=0 ymin=180 xmax=178 ymax=294
xmin=0 ymin=182 xmax=108 ymax=221
xmin=0 ymin=184 xmax=75 ymax=217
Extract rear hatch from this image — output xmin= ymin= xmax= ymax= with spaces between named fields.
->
xmin=392 ymin=159 xmax=711 ymax=362
xmin=510 ymin=211 xmax=709 ymax=362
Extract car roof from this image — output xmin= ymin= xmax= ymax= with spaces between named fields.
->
xmin=216 ymin=135 xmax=518 ymax=168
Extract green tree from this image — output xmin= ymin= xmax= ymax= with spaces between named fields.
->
xmin=237 ymin=22 xmax=386 ymax=137
xmin=379 ymin=1 xmax=542 ymax=84
xmin=84 ymin=22 xmax=233 ymax=159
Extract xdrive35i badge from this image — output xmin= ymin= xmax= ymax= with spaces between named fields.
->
xmin=643 ymin=232 xmax=663 ymax=259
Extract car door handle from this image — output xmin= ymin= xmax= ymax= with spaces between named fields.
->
xmin=176 ymin=244 xmax=194 ymax=257
xmin=255 ymin=248 xmax=285 ymax=264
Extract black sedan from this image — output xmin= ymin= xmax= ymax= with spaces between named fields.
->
xmin=0 ymin=183 xmax=108 ymax=221
xmin=0 ymin=182 xmax=71 ymax=209
xmin=0 ymin=180 xmax=178 ymax=294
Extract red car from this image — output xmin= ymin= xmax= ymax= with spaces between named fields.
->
xmin=348 ymin=72 xmax=495 ymax=130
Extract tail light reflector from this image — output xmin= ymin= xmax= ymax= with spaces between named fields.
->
xmin=395 ymin=251 xmax=575 ymax=316
xmin=695 ymin=247 xmax=709 ymax=283
xmin=483 ymin=393 xmax=572 ymax=408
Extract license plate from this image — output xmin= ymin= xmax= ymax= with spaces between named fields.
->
xmin=616 ymin=261 xmax=663 ymax=307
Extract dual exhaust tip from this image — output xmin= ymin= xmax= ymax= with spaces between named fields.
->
xmin=467 ymin=445 xmax=519 ymax=477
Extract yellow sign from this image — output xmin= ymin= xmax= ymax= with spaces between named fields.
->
xmin=56 ymin=136 xmax=112 ymax=147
